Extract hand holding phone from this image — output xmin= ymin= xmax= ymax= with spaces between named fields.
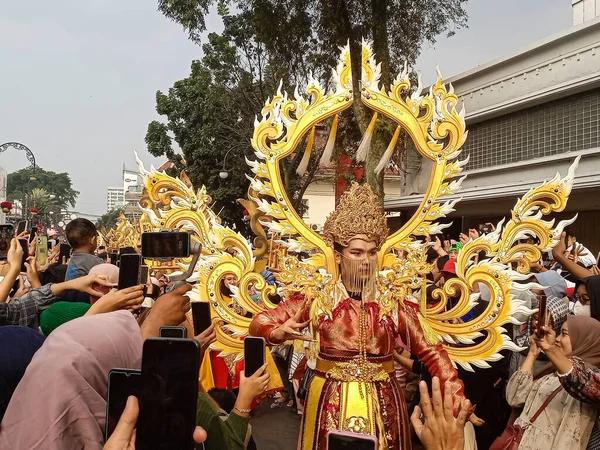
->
xmin=244 ymin=336 xmax=266 ymax=377
xmin=536 ymin=296 xmax=547 ymax=338
xmin=137 ymin=338 xmax=199 ymax=450
xmin=0 ymin=225 xmax=14 ymax=261
xmin=105 ymin=369 xmax=142 ymax=441
xmin=191 ymin=302 xmax=212 ymax=336
xmin=118 ymin=254 xmax=141 ymax=290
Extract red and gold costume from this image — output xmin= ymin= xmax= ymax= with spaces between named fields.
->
xmin=135 ymin=39 xmax=579 ymax=450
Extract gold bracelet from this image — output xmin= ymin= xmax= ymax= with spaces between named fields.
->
xmin=234 ymin=406 xmax=252 ymax=414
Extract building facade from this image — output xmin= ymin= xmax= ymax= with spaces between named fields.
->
xmin=385 ymin=10 xmax=600 ymax=253
xmin=106 ymin=186 xmax=124 ymax=211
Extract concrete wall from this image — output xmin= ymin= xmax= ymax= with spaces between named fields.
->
xmin=303 ymin=177 xmax=401 ymax=230
xmin=386 ymin=16 xmax=600 ymax=207
xmin=573 ymin=0 xmax=600 ymax=25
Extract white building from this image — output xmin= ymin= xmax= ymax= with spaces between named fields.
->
xmin=107 ymin=187 xmax=125 ymax=211
xmin=385 ymin=4 xmax=600 ymax=252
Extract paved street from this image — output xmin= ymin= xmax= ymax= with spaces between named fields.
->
xmin=250 ymin=398 xmax=302 ymax=450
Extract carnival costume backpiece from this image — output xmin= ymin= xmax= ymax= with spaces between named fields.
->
xmin=134 ymin=41 xmax=580 ymax=450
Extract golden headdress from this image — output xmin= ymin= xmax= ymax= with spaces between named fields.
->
xmin=323 ymin=182 xmax=388 ymax=249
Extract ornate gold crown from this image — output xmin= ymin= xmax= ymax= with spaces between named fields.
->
xmin=323 ymin=182 xmax=388 ymax=249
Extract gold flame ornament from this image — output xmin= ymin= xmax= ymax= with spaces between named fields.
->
xmin=136 ymin=41 xmax=578 ymax=370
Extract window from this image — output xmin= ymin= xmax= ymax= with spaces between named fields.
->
xmin=462 ymin=88 xmax=600 ymax=170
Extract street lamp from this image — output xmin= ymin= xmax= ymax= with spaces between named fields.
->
xmin=219 ymin=148 xmax=236 ymax=179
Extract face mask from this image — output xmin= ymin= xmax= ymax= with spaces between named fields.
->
xmin=573 ymin=301 xmax=591 ymax=316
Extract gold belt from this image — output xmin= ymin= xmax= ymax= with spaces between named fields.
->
xmin=316 ymin=356 xmax=394 ymax=383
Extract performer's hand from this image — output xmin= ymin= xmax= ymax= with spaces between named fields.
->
xmin=410 ymin=377 xmax=470 ymax=450
xmin=269 ymin=308 xmax=312 ymax=343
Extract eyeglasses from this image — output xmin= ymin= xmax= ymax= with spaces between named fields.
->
xmin=574 ymin=293 xmax=590 ymax=303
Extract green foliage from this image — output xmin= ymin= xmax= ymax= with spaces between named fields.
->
xmin=96 ymin=207 xmax=125 ymax=231
xmin=7 ymin=168 xmax=79 ymax=209
xmin=155 ymin=0 xmax=469 ymax=200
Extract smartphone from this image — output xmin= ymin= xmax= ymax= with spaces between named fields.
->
xmin=16 ymin=220 xmax=28 ymax=236
xmin=35 ymin=235 xmax=48 ymax=267
xmin=536 ymin=296 xmax=547 ymax=338
xmin=460 ymin=216 xmax=471 ymax=236
xmin=0 ymin=225 xmax=14 ymax=261
xmin=18 ymin=239 xmax=29 ymax=272
xmin=109 ymin=252 xmax=119 ymax=266
xmin=137 ymin=338 xmax=200 ymax=450
xmin=105 ymin=369 xmax=142 ymax=441
xmin=141 ymin=265 xmax=149 ymax=284
xmin=327 ymin=430 xmax=378 ymax=450
xmin=244 ymin=336 xmax=265 ymax=377
xmin=159 ymin=326 xmax=188 ymax=339
xmin=58 ymin=243 xmax=71 ymax=264
xmin=29 ymin=226 xmax=38 ymax=244
xmin=191 ymin=302 xmax=212 ymax=336
xmin=118 ymin=254 xmax=141 ymax=289
xmin=141 ymin=231 xmax=191 ymax=258
xmin=47 ymin=240 xmax=53 ymax=250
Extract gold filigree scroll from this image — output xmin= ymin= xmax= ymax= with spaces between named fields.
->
xmin=136 ymin=42 xmax=579 ymax=369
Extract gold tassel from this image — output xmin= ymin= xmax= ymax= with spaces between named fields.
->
xmin=375 ymin=125 xmax=401 ymax=174
xmin=417 ymin=312 xmax=439 ymax=345
xmin=355 ymin=112 xmax=378 ymax=162
xmin=296 ymin=126 xmax=316 ymax=176
xmin=319 ymin=114 xmax=339 ymax=166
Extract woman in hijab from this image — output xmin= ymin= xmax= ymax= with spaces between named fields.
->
xmin=0 ymin=327 xmax=45 ymax=422
xmin=502 ymin=315 xmax=600 ymax=449
xmin=0 ymin=310 xmax=142 ymax=450
xmin=88 ymin=263 xmax=120 ymax=304
xmin=573 ymin=276 xmax=600 ymax=320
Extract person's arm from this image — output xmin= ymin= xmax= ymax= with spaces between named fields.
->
xmin=556 ymin=356 xmax=600 ymax=404
xmin=552 ymin=232 xmax=594 ymax=280
xmin=505 ymin=338 xmax=539 ymax=407
xmin=1 ymin=284 xmax=56 ymax=326
xmin=196 ymin=393 xmax=247 ymax=450
xmin=393 ymin=350 xmax=414 ymax=371
xmin=0 ymin=239 xmax=23 ymax=302
xmin=533 ymin=326 xmax=572 ymax=375
xmin=48 ymin=273 xmax=115 ymax=297
xmin=248 ymin=293 xmax=311 ymax=345
xmin=397 ymin=301 xmax=466 ymax=415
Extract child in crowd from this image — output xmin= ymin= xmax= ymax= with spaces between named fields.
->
xmin=64 ymin=219 xmax=104 ymax=281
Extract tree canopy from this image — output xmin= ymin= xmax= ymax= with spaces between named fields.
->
xmin=7 ymin=168 xmax=79 ymax=210
xmin=153 ymin=0 xmax=469 ymax=207
xmin=96 ymin=207 xmax=125 ymax=232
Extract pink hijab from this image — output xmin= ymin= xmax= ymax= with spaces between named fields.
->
xmin=89 ymin=264 xmax=119 ymax=304
xmin=0 ymin=310 xmax=142 ymax=449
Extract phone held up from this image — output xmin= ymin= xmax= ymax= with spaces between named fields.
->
xmin=136 ymin=338 xmax=200 ymax=450
xmin=141 ymin=231 xmax=191 ymax=259
xmin=244 ymin=336 xmax=266 ymax=377
xmin=326 ymin=430 xmax=378 ymax=450
xmin=536 ymin=296 xmax=548 ymax=338
xmin=118 ymin=254 xmax=141 ymax=290
xmin=191 ymin=302 xmax=212 ymax=336
xmin=105 ymin=369 xmax=142 ymax=441
xmin=16 ymin=220 xmax=28 ymax=236
xmin=35 ymin=235 xmax=48 ymax=267
xmin=0 ymin=225 xmax=14 ymax=261
xmin=159 ymin=326 xmax=187 ymax=339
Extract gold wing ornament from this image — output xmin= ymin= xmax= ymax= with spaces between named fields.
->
xmin=136 ymin=42 xmax=578 ymax=369
xmin=104 ymin=213 xmax=141 ymax=252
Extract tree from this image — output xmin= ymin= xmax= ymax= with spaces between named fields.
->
xmin=156 ymin=0 xmax=469 ymax=200
xmin=7 ymin=168 xmax=79 ymax=210
xmin=96 ymin=207 xmax=125 ymax=232
xmin=146 ymin=9 xmax=323 ymax=234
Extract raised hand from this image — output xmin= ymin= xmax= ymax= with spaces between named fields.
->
xmin=87 ymin=285 xmax=145 ymax=315
xmin=410 ymin=377 xmax=471 ymax=450
xmin=269 ymin=307 xmax=312 ymax=343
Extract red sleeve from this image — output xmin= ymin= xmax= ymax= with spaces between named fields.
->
xmin=398 ymin=301 xmax=466 ymax=414
xmin=249 ymin=294 xmax=309 ymax=345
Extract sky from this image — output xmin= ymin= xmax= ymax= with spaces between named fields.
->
xmin=0 ymin=0 xmax=573 ymax=216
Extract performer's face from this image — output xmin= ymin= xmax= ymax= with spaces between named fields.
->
xmin=555 ymin=322 xmax=572 ymax=355
xmin=224 ymin=274 xmax=238 ymax=288
xmin=335 ymin=238 xmax=378 ymax=284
